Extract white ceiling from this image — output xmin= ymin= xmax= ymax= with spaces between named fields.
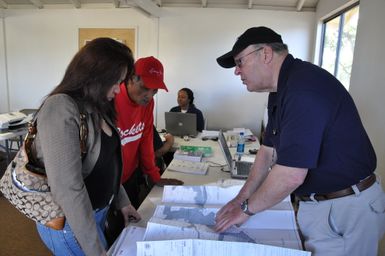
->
xmin=0 ymin=0 xmax=319 ymax=16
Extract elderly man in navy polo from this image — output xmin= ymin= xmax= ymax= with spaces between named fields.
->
xmin=214 ymin=26 xmax=385 ymax=256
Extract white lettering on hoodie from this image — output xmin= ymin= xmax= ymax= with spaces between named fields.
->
xmin=118 ymin=122 xmax=145 ymax=146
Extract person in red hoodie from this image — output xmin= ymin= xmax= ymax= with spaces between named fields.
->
xmin=115 ymin=56 xmax=183 ymax=209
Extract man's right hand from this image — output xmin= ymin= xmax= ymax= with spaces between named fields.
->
xmin=155 ymin=178 xmax=184 ymax=187
xmin=214 ymin=199 xmax=250 ymax=233
xmin=120 ymin=204 xmax=141 ymax=226
xmin=215 ymin=197 xmax=242 ymax=222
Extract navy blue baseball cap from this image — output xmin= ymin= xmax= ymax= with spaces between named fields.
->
xmin=216 ymin=27 xmax=283 ymax=68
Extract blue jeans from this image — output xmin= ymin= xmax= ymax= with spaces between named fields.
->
xmin=36 ymin=207 xmax=109 ymax=256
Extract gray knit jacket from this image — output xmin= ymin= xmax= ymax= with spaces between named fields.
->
xmin=33 ymin=94 xmax=130 ymax=255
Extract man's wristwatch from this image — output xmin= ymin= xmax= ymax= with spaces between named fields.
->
xmin=241 ymin=199 xmax=255 ymax=216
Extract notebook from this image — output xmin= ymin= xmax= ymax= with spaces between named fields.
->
xmin=218 ymin=130 xmax=254 ymax=179
xmin=165 ymin=112 xmax=198 ymax=136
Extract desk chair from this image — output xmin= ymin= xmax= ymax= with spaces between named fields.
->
xmin=8 ymin=137 xmax=23 ymax=151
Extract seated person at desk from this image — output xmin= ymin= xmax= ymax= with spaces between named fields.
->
xmin=170 ymin=88 xmax=204 ymax=132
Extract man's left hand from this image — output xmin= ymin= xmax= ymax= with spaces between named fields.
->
xmin=156 ymin=178 xmax=184 ymax=187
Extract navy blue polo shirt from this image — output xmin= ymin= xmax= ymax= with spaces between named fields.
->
xmin=263 ymin=54 xmax=376 ymax=195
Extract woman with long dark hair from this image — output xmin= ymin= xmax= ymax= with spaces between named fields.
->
xmin=33 ymin=38 xmax=140 ymax=255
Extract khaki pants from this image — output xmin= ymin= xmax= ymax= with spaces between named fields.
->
xmin=297 ymin=181 xmax=385 ymax=256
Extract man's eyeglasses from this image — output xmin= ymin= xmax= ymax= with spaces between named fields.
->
xmin=234 ymin=47 xmax=264 ymax=68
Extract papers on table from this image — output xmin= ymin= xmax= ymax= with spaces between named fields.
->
xmin=213 ymin=178 xmax=246 ymax=187
xmin=148 ymin=186 xmax=301 ymax=250
xmin=109 ymin=184 xmax=309 ymax=256
xmin=108 ymin=226 xmax=146 ymax=256
xmin=144 ymin=205 xmax=301 ymax=250
xmin=201 ymin=130 xmax=220 ymax=137
xmin=137 ymin=239 xmax=310 ymax=256
xmin=161 ymin=185 xmax=244 ymax=205
xmin=167 ymin=160 xmax=209 ymax=175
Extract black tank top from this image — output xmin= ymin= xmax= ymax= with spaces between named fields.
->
xmin=84 ymin=130 xmax=120 ymax=210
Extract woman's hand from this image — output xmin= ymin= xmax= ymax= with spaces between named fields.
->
xmin=120 ymin=205 xmax=141 ymax=227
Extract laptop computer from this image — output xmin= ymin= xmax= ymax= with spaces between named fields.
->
xmin=218 ymin=130 xmax=254 ymax=179
xmin=165 ymin=112 xmax=198 ymax=137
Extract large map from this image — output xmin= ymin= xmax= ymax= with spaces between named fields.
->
xmin=109 ymin=184 xmax=307 ymax=256
xmin=145 ymin=204 xmax=302 ymax=250
xmin=161 ymin=185 xmax=243 ymax=206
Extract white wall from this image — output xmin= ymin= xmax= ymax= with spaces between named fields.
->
xmin=0 ymin=7 xmax=315 ymax=136
xmin=350 ymin=0 xmax=385 ymax=183
xmin=352 ymin=0 xmax=385 ymax=250
xmin=2 ymin=8 xmax=158 ymax=112
xmin=0 ymin=11 xmax=8 ymax=112
xmin=156 ymin=7 xmax=315 ymax=134
xmin=316 ymin=0 xmax=385 ymax=253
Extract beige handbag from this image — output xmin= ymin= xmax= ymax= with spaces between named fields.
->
xmin=0 ymin=110 xmax=87 ymax=230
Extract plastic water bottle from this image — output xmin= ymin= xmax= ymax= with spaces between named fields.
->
xmin=236 ymin=132 xmax=245 ymax=157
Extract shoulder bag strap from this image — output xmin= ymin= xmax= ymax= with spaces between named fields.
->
xmin=76 ymin=102 xmax=88 ymax=159
xmin=25 ymin=98 xmax=89 ymax=168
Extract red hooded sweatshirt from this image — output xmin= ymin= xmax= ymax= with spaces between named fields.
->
xmin=115 ymin=83 xmax=160 ymax=183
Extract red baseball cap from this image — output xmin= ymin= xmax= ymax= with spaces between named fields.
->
xmin=134 ymin=56 xmax=168 ymax=92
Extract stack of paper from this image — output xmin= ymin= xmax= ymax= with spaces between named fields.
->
xmin=173 ymin=149 xmax=203 ymax=162
xmin=167 ymin=159 xmax=209 ymax=175
xmin=137 ymin=239 xmax=310 ymax=256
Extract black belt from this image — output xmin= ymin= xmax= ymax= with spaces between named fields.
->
xmin=297 ymin=174 xmax=376 ymax=202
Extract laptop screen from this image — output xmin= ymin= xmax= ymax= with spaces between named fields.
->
xmin=218 ymin=130 xmax=253 ymax=179
xmin=218 ymin=130 xmax=233 ymax=169
xmin=165 ymin=112 xmax=198 ymax=136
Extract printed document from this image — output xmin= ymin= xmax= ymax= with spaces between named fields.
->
xmin=137 ymin=239 xmax=310 ymax=256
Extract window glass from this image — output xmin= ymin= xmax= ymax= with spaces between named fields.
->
xmin=321 ymin=16 xmax=339 ymax=76
xmin=320 ymin=4 xmax=359 ymax=90
xmin=337 ymin=5 xmax=359 ymax=87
